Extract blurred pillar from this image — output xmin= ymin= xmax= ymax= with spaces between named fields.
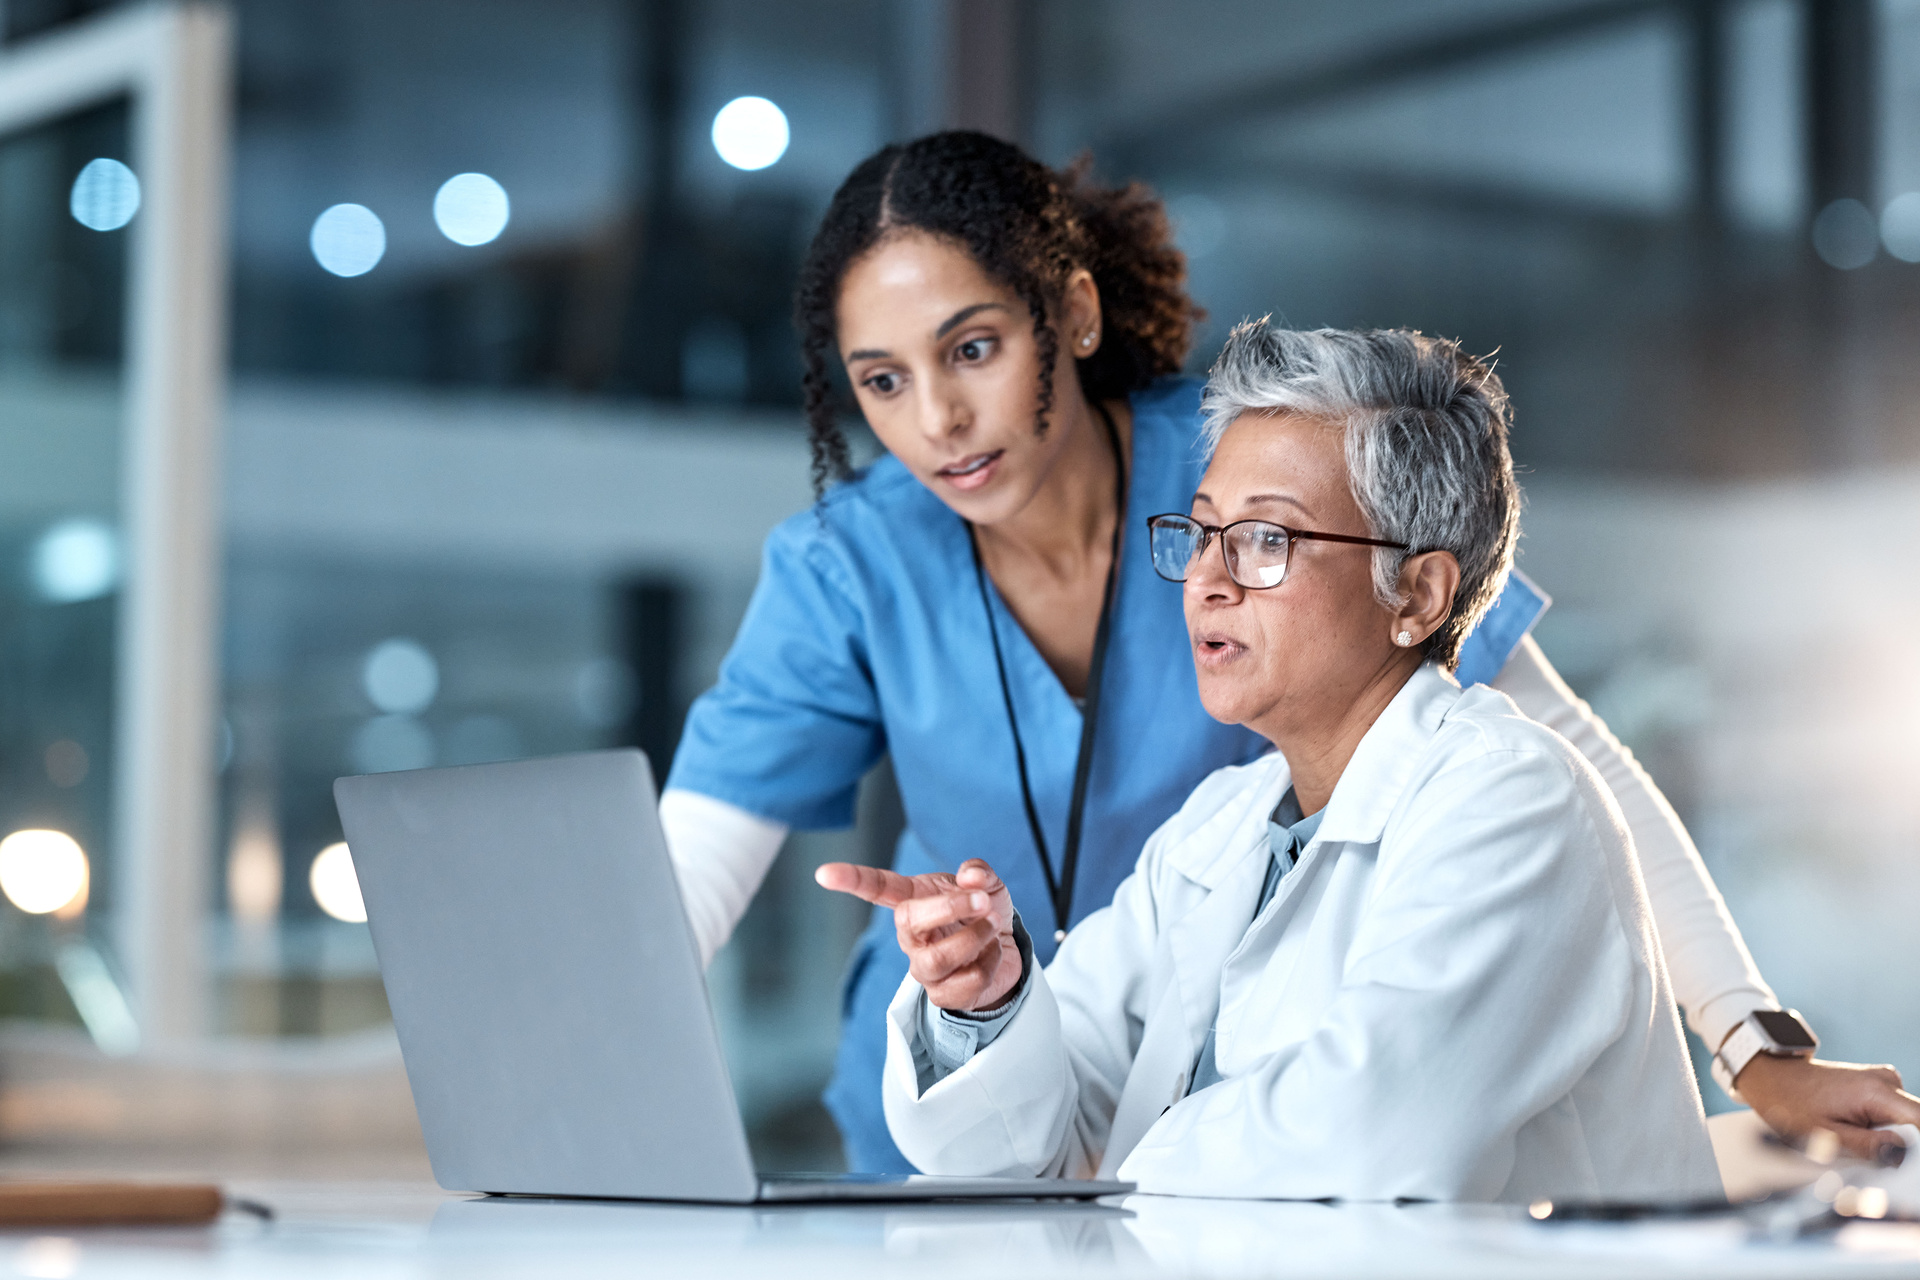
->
xmin=1802 ymin=0 xmax=1878 ymax=469
xmin=116 ymin=3 xmax=233 ymax=1045
xmin=640 ymin=0 xmax=684 ymax=211
xmin=890 ymin=0 xmax=1031 ymax=144
xmin=944 ymin=0 xmax=1029 ymax=143
xmin=1686 ymin=0 xmax=1729 ymax=235
xmin=618 ymin=0 xmax=689 ymax=398
xmin=617 ymin=579 xmax=687 ymax=790
xmin=1804 ymin=0 xmax=1875 ymax=210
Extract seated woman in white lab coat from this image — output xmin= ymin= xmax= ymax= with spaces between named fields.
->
xmin=816 ymin=321 xmax=1724 ymax=1202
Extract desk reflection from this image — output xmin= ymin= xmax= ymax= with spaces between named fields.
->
xmin=425 ymin=1191 xmax=1920 ymax=1277
xmin=427 ymin=1193 xmax=1519 ymax=1274
xmin=430 ymin=1193 xmax=1142 ymax=1266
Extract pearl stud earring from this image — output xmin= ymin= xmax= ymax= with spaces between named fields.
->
xmin=1081 ymin=334 xmax=1095 ymax=349
xmin=1395 ymin=630 xmax=1413 ymax=646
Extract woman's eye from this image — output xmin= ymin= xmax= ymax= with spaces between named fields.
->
xmin=954 ymin=337 xmax=993 ymax=363
xmin=862 ymin=372 xmax=899 ymax=395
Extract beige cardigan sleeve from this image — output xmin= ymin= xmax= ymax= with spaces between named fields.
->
xmin=1490 ymin=634 xmax=1779 ymax=1050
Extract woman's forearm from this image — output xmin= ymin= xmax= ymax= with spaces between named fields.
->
xmin=658 ymin=787 xmax=789 ymax=968
xmin=1491 ymin=634 xmax=1777 ymax=1050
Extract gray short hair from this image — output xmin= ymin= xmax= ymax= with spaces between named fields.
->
xmin=1199 ymin=320 xmax=1520 ymax=670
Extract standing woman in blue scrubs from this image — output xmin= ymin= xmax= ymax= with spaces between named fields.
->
xmin=662 ymin=132 xmax=1920 ymax=1173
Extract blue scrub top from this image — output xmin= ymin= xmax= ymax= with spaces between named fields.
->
xmin=666 ymin=377 xmax=1547 ymax=1172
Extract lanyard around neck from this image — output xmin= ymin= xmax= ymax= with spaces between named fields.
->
xmin=967 ymin=402 xmax=1127 ymax=943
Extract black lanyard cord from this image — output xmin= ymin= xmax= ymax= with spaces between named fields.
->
xmin=967 ymin=402 xmax=1127 ymax=942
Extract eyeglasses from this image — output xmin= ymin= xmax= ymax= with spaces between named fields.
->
xmin=1145 ymin=512 xmax=1409 ymax=591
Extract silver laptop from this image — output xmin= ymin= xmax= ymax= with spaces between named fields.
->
xmin=334 ymin=748 xmax=1132 ymax=1204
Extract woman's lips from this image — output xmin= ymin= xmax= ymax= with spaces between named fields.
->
xmin=1191 ymin=631 xmax=1248 ymax=669
xmin=935 ymin=450 xmax=1003 ymax=492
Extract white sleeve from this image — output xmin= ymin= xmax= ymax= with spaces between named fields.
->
xmin=1490 ymin=634 xmax=1778 ymax=1048
xmin=657 ymin=788 xmax=788 ymax=969
xmin=882 ymin=844 xmax=1163 ymax=1179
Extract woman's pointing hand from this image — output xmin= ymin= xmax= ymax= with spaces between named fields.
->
xmin=815 ymin=858 xmax=1023 ymax=1013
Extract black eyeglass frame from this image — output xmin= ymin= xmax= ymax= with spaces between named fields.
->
xmin=1144 ymin=512 xmax=1411 ymax=591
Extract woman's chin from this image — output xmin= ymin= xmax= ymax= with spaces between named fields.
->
xmin=1194 ymin=674 xmax=1262 ymax=729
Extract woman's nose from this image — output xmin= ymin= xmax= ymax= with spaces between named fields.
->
xmin=1185 ymin=535 xmax=1242 ymax=603
xmin=914 ymin=375 xmax=966 ymax=442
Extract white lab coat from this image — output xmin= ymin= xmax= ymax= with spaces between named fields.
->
xmin=881 ymin=665 xmax=1723 ymax=1203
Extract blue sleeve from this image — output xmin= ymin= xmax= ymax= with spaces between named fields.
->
xmin=665 ymin=514 xmax=886 ymax=829
xmin=1453 ymin=568 xmax=1552 ymax=688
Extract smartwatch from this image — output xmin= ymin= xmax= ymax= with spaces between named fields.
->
xmin=1711 ymin=1008 xmax=1819 ymax=1098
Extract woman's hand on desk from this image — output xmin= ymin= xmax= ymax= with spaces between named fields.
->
xmin=1735 ymin=1055 xmax=1920 ymax=1163
xmin=815 ymin=858 xmax=1022 ymax=1013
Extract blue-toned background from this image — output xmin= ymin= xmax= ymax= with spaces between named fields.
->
xmin=2 ymin=0 xmax=1918 ymax=1176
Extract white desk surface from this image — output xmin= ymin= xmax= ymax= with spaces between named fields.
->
xmin=11 ymin=1181 xmax=1920 ymax=1279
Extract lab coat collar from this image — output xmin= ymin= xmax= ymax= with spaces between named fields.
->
xmin=1313 ymin=663 xmax=1461 ymax=847
xmin=1161 ymin=755 xmax=1289 ymax=889
xmin=1161 ymin=663 xmax=1461 ymax=888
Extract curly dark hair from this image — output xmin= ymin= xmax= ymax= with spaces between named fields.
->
xmin=794 ymin=131 xmax=1203 ymax=493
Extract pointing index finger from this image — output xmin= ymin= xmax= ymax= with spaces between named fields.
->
xmin=815 ymin=862 xmax=917 ymax=908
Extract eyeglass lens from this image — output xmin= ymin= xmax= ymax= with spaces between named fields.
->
xmin=1149 ymin=518 xmax=1292 ymax=589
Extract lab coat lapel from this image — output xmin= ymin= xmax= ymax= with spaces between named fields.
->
xmin=1100 ymin=675 xmax=1459 ymax=1176
xmin=1098 ymin=799 xmax=1275 ymax=1177
xmin=1216 ymin=667 xmax=1463 ymax=1009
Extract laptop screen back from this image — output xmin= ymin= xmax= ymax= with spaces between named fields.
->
xmin=335 ymin=749 xmax=759 ymax=1202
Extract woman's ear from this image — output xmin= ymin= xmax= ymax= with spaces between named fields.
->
xmin=1390 ymin=550 xmax=1460 ymax=649
xmin=1064 ymin=268 xmax=1101 ymax=356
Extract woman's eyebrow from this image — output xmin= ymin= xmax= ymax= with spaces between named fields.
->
xmin=935 ymin=302 xmax=1007 ymax=338
xmin=1245 ymin=493 xmax=1313 ymax=516
xmin=843 ymin=303 xmax=1008 ymax=364
xmin=1191 ymin=492 xmax=1314 ymax=516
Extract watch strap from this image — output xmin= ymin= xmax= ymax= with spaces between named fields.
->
xmin=1712 ymin=1010 xmax=1818 ymax=1099
xmin=1711 ymin=1019 xmax=1768 ymax=1097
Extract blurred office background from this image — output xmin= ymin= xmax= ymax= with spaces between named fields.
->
xmin=1 ymin=0 xmax=1918 ymax=1175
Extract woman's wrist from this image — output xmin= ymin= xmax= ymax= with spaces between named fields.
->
xmin=1713 ymin=1009 xmax=1819 ymax=1098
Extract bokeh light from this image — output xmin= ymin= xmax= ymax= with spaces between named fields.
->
xmin=363 ymin=637 xmax=438 ymax=713
xmin=310 ymin=203 xmax=386 ymax=277
xmin=69 ymin=158 xmax=140 ymax=231
xmin=1812 ymin=198 xmax=1877 ymax=270
xmin=433 ymin=173 xmax=511 ymax=246
xmin=711 ymin=96 xmax=789 ymax=171
xmin=1880 ymin=193 xmax=1920 ymax=263
xmin=309 ymin=842 xmax=367 ymax=923
xmin=31 ymin=519 xmax=119 ymax=603
xmin=0 ymin=830 xmax=89 ymax=915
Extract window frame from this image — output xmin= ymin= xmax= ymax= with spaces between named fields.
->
xmin=0 ymin=2 xmax=233 ymax=1044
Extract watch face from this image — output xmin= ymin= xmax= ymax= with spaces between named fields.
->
xmin=1754 ymin=1010 xmax=1818 ymax=1050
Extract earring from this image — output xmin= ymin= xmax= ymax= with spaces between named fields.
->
xmin=1395 ymin=630 xmax=1413 ymax=647
xmin=1080 ymin=333 xmax=1095 ymax=349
